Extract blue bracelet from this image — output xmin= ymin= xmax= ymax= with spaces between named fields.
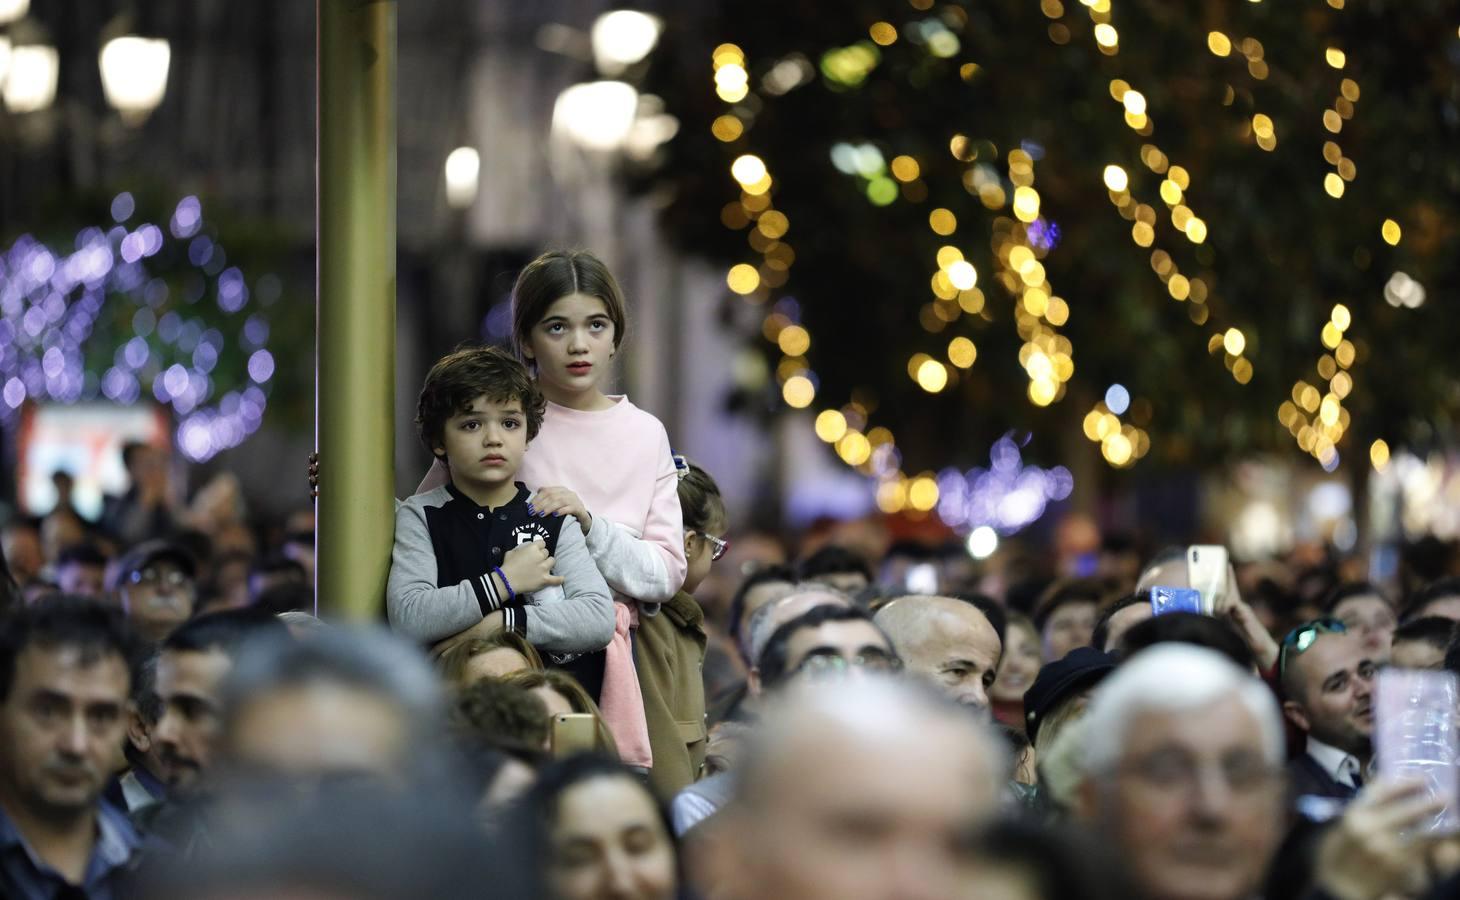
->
xmin=494 ymin=566 xmax=516 ymax=603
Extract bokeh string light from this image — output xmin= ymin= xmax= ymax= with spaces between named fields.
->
xmin=1276 ymin=302 xmax=1357 ymax=472
xmin=0 ymin=194 xmax=279 ymax=462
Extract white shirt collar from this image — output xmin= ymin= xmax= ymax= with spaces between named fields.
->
xmin=1306 ymin=737 xmax=1363 ymax=786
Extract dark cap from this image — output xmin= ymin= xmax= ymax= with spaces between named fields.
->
xmin=109 ymin=540 xmax=197 ymax=591
xmin=1023 ymin=646 xmax=1117 ymax=742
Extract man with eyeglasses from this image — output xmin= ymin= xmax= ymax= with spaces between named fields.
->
xmin=1074 ymin=644 xmax=1287 ymax=900
xmin=110 ymin=541 xmax=198 ymax=644
xmin=1277 ymin=618 xmax=1375 ymax=800
xmin=671 ymin=606 xmax=897 ymax=835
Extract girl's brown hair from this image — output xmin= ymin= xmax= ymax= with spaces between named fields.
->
xmin=510 ymin=250 xmax=628 ymax=363
xmin=676 ymin=458 xmax=726 ymax=534
xmin=436 ymin=631 xmax=545 ymax=685
xmin=505 ymin=669 xmax=619 ymax=758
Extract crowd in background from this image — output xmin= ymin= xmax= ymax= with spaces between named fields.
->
xmin=3 ymin=248 xmax=1460 ymax=900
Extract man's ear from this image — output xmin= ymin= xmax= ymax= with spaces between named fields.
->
xmin=127 ymin=705 xmax=151 ymax=755
xmin=1282 ymin=699 xmax=1310 ymax=734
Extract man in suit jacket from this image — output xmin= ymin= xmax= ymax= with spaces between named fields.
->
xmin=1278 ymin=620 xmax=1377 ymax=801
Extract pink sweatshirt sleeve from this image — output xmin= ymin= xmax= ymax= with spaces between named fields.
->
xmin=582 ymin=428 xmax=687 ymax=602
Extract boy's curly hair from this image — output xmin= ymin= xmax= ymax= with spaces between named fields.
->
xmin=416 ymin=345 xmax=546 ymax=459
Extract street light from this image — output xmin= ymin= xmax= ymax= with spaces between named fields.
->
xmin=98 ymin=35 xmax=171 ymax=123
xmin=551 ymin=80 xmax=638 ymax=152
xmin=0 ymin=0 xmax=29 ymax=26
xmin=443 ymin=146 xmax=480 ymax=209
xmin=3 ymin=42 xmax=57 ymax=113
xmin=590 ymin=10 xmax=661 ymax=76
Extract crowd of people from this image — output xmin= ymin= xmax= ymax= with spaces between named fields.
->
xmin=2 ymin=249 xmax=1460 ymax=899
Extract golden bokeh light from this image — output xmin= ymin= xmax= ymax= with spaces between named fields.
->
xmin=730 ymin=154 xmax=767 ymax=186
xmin=916 ymin=358 xmax=950 ymax=393
xmin=1223 ymin=328 xmax=1246 ymax=357
xmin=1208 ymin=31 xmax=1232 ymax=56
xmin=1370 ymin=439 xmax=1390 ymax=471
xmin=948 ymin=337 xmax=978 ymax=368
xmin=908 ymin=475 xmax=940 ymax=512
xmin=727 ymin=263 xmax=761 ymax=295
xmin=1381 ymin=219 xmax=1402 ymax=245
xmin=869 ymin=21 xmax=898 ymax=45
xmin=929 ymin=208 xmax=957 ymax=235
xmin=782 ymin=375 xmax=815 ymax=408
xmin=777 ymin=324 xmax=811 ymax=356
xmin=814 ymin=409 xmax=848 ymax=443
xmin=1103 ymin=164 xmax=1129 ymax=192
xmin=712 ymin=115 xmax=744 ymax=142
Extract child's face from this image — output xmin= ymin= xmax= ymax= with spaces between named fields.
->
xmin=434 ymin=394 xmax=528 ymax=498
xmin=524 ymin=293 xmax=616 ymax=400
xmin=682 ymin=514 xmax=727 ymax=595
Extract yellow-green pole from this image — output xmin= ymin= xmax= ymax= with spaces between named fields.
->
xmin=316 ymin=0 xmax=396 ymax=621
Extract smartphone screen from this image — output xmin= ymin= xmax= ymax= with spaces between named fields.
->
xmin=903 ymin=563 xmax=939 ymax=596
xmin=1186 ymin=545 xmax=1228 ymax=615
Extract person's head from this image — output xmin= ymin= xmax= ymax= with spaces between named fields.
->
xmin=990 ymin=612 xmax=1042 ymax=705
xmin=511 ymin=250 xmax=628 ymax=405
xmin=745 ymin=586 xmax=852 ymax=670
xmin=505 ymin=670 xmax=617 ymax=756
xmin=728 ymin=564 xmax=797 ymax=661
xmin=416 ymin=346 xmax=547 ymax=498
xmin=711 ymin=677 xmax=1006 ymax=900
xmin=449 ymin=678 xmax=551 ymax=762
xmin=254 ymin=582 xmax=314 ymax=618
xmin=438 ymin=632 xmax=544 ymax=687
xmin=1389 ymin=616 xmax=1457 ymax=670
xmin=798 ymin=545 xmax=873 ymax=595
xmin=1023 ymin=646 xmax=1117 ymax=753
xmin=525 ymin=755 xmax=677 ymax=900
xmin=126 ymin=654 xmax=167 ymax=781
xmin=1118 ymin=612 xmax=1256 ymax=671
xmin=51 ymin=469 xmax=75 ymax=500
xmin=676 ymin=458 xmax=728 ymax=596
xmin=0 ymin=597 xmax=139 ymax=823
xmin=1324 ymin=582 xmax=1397 ymax=660
xmin=1091 ymin=592 xmax=1154 ymax=653
xmin=1404 ymin=577 xmax=1460 ymax=623
xmin=1033 ymin=579 xmax=1103 ymax=662
xmin=121 ymin=439 xmax=160 ymax=479
xmin=967 ymin=818 xmax=1135 ymax=900
xmin=219 ymin=627 xmax=443 ymax=782
xmin=1076 ymin=645 xmax=1286 ymax=900
xmin=752 ymin=605 xmax=899 ymax=695
xmin=247 ymin=554 xmax=307 ymax=603
xmin=1 ymin=518 xmax=43 ymax=584
xmin=1278 ymin=619 xmax=1375 ymax=760
xmin=154 ymin=608 xmax=287 ymax=791
xmin=874 ymin=594 xmax=1003 ymax=717
xmin=112 ymin=540 xmax=198 ymax=643
xmin=55 ymin=543 xmax=109 ymax=599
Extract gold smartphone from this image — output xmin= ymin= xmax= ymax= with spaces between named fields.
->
xmin=550 ymin=713 xmax=598 ymax=757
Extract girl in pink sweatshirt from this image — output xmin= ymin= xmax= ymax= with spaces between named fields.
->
xmin=420 ymin=250 xmax=685 ymax=769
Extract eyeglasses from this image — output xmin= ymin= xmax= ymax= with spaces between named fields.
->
xmin=794 ymin=648 xmax=902 ymax=679
xmin=703 ymin=533 xmax=730 ymax=562
xmin=130 ymin=567 xmax=189 ymax=589
xmin=1119 ymin=749 xmax=1282 ymax=798
xmin=1278 ymin=617 xmax=1347 ymax=679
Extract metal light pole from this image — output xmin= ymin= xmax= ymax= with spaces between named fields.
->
xmin=316 ymin=0 xmax=396 ymax=620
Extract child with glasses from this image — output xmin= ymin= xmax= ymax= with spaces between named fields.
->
xmin=636 ymin=457 xmax=729 ymax=795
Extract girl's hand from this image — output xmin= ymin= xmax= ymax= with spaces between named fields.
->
xmin=500 ymin=537 xmax=565 ymax=596
xmin=529 ymin=486 xmax=592 ymax=533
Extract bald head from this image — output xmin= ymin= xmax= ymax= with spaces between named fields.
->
xmin=715 ymin=678 xmax=1004 ymax=900
xmin=875 ymin=595 xmax=1002 ymax=717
